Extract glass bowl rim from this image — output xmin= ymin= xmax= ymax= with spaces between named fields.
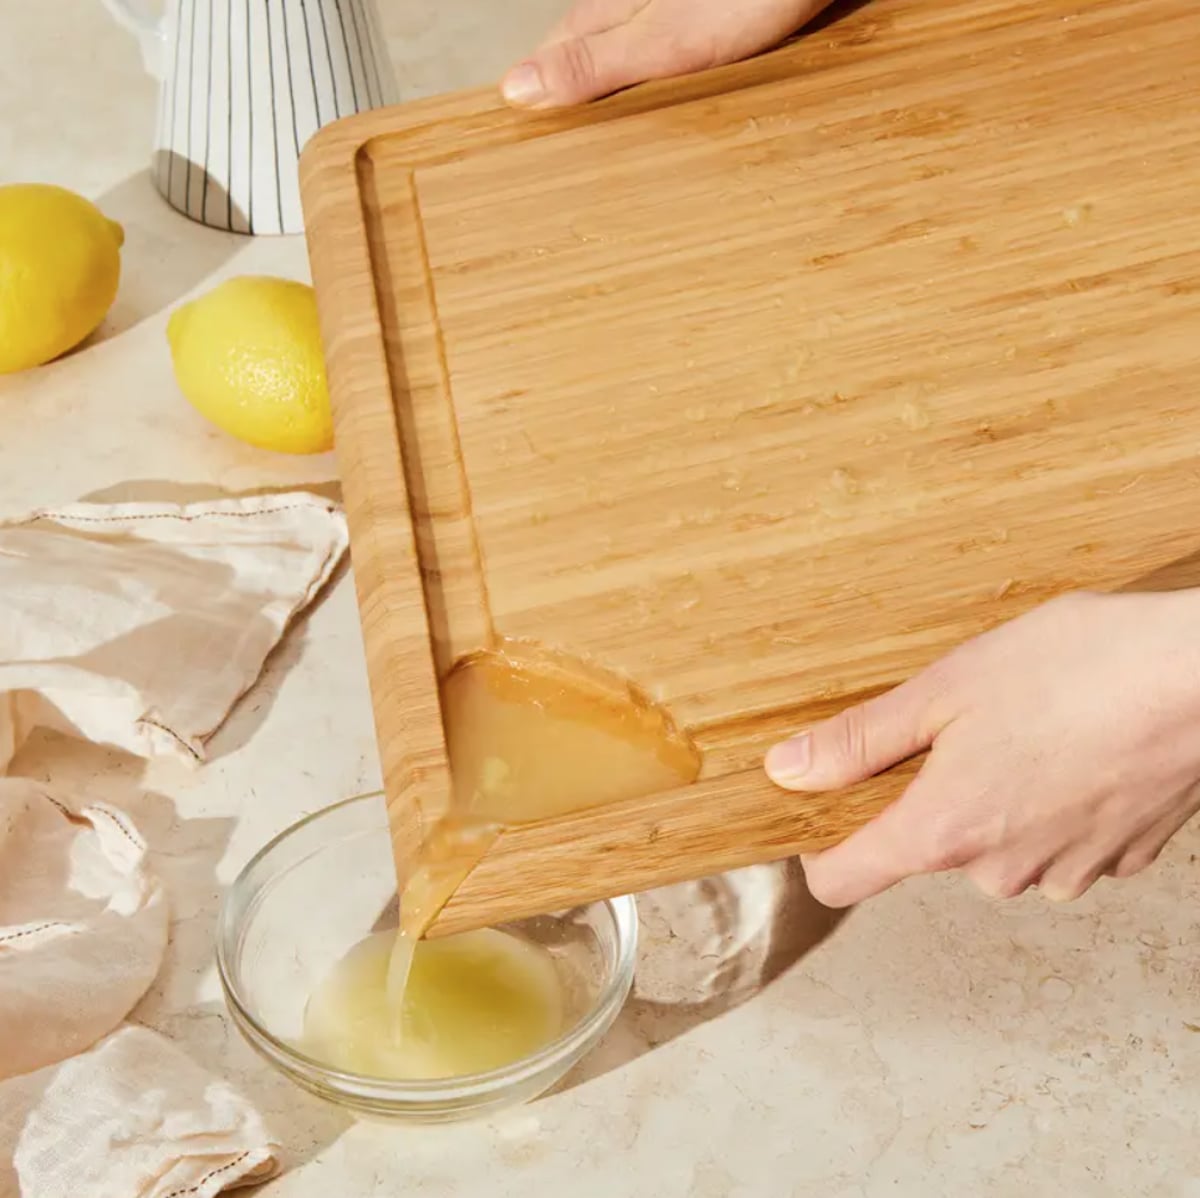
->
xmin=216 ymin=793 xmax=639 ymax=1102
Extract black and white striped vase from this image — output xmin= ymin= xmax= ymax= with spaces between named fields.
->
xmin=100 ymin=0 xmax=398 ymax=234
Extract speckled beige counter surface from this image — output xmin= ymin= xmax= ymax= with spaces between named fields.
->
xmin=1 ymin=3 xmax=1197 ymax=1195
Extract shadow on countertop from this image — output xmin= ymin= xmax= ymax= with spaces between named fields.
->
xmin=91 ymin=166 xmax=247 ymax=342
xmin=555 ymin=857 xmax=849 ymax=1095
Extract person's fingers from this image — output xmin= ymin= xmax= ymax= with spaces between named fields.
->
xmin=506 ymin=0 xmax=838 ymax=108
xmin=964 ymin=846 xmax=1055 ymax=900
xmin=501 ymin=22 xmax=670 ymax=108
xmin=1039 ymin=785 xmax=1199 ymax=898
xmin=799 ymin=757 xmax=966 ymax=907
xmin=765 ymin=674 xmax=945 ymax=792
xmin=540 ymin=0 xmax=646 ymax=47
xmin=1038 ymin=824 xmax=1133 ymax=902
xmin=1108 ymin=799 xmax=1197 ymax=879
xmin=1037 ymin=850 xmax=1110 ymax=903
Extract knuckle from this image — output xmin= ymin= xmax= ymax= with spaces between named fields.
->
xmin=918 ymin=820 xmax=964 ymax=873
xmin=954 ymin=813 xmax=996 ymax=861
xmin=554 ymin=35 xmax=598 ymax=90
xmin=966 ymin=856 xmax=1033 ymax=899
xmin=1042 ymin=868 xmax=1098 ymax=903
xmin=915 ymin=655 xmax=958 ymax=702
xmin=981 ymin=872 xmax=1028 ymax=900
xmin=995 ymin=877 xmax=1030 ymax=900
xmin=918 ymin=806 xmax=986 ymax=873
xmin=829 ymin=705 xmax=872 ymax=772
xmin=1112 ymin=846 xmax=1160 ymax=878
xmin=670 ymin=30 xmax=721 ymax=72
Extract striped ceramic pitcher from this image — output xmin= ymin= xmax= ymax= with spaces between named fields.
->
xmin=100 ymin=0 xmax=398 ymax=234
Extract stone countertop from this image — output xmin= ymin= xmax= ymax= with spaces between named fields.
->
xmin=2 ymin=2 xmax=1197 ymax=1195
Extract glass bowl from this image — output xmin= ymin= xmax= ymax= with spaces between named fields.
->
xmin=216 ymin=793 xmax=637 ymax=1123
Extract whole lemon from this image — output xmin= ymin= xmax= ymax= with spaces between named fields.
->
xmin=0 ymin=183 xmax=124 ymax=374
xmin=166 ymin=276 xmax=333 ymax=455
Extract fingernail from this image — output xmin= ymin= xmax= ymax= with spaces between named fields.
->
xmin=765 ymin=734 xmax=811 ymax=784
xmin=501 ymin=62 xmax=546 ymax=107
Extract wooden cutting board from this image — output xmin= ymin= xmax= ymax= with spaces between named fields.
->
xmin=300 ymin=0 xmax=1200 ymax=933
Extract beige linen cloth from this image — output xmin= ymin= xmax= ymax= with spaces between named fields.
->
xmin=0 ymin=494 xmax=348 ymax=1197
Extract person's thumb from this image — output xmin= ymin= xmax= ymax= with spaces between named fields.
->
xmin=501 ymin=25 xmax=665 ymax=109
xmin=765 ymin=677 xmax=937 ymax=791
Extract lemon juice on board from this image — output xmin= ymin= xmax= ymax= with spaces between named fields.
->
xmin=301 ymin=628 xmax=701 ymax=1077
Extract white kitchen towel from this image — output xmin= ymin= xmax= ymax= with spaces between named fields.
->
xmin=0 ymin=781 xmax=168 ymax=1082
xmin=0 ymin=785 xmax=280 ymax=1198
xmin=7 ymin=1026 xmax=278 ymax=1198
xmin=0 ymin=492 xmax=348 ymax=1196
xmin=0 ymin=493 xmax=348 ymax=772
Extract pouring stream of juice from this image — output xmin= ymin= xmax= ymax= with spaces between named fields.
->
xmin=382 ymin=646 xmax=702 ymax=1035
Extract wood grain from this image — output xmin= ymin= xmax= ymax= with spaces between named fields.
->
xmin=300 ymin=0 xmax=1200 ymax=932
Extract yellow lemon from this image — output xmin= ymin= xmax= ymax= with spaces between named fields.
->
xmin=0 ymin=183 xmax=124 ymax=374
xmin=166 ymin=275 xmax=333 ymax=455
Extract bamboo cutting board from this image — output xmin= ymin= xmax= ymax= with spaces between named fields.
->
xmin=301 ymin=0 xmax=1200 ymax=935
